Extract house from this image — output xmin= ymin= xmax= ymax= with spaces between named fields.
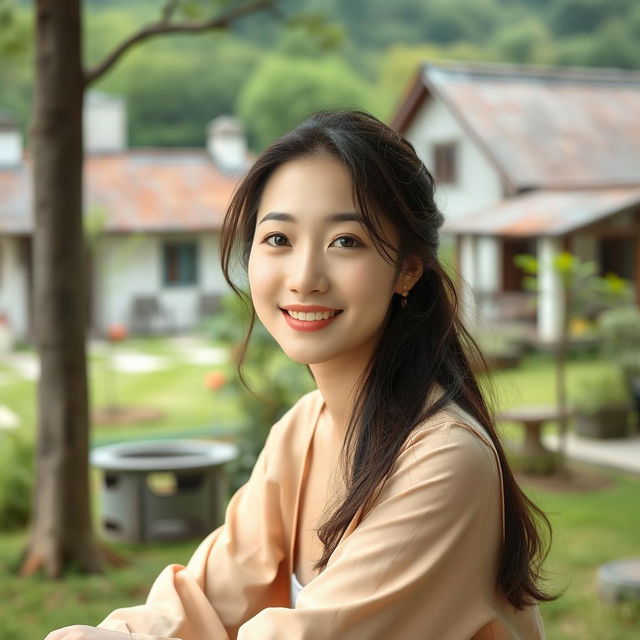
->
xmin=391 ymin=61 xmax=640 ymax=344
xmin=0 ymin=93 xmax=246 ymax=342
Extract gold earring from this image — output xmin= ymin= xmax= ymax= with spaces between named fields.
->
xmin=401 ymin=285 xmax=408 ymax=309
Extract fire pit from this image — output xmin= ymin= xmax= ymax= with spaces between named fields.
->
xmin=598 ymin=558 xmax=640 ymax=604
xmin=91 ymin=439 xmax=238 ymax=543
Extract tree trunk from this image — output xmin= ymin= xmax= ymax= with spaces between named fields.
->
xmin=19 ymin=0 xmax=105 ymax=577
xmin=19 ymin=0 xmax=276 ymax=579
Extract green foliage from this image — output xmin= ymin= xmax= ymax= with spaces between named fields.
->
xmin=569 ymin=370 xmax=631 ymax=413
xmin=4 ymin=0 xmax=640 ymax=149
xmin=0 ymin=1 xmax=32 ymax=130
xmin=0 ymin=0 xmax=29 ymax=59
xmin=237 ymin=54 xmax=373 ymax=150
xmin=93 ymin=31 xmax=261 ymax=146
xmin=0 ymin=433 xmax=33 ymax=530
xmin=514 ymin=252 xmax=633 ymax=320
xmin=203 ymin=294 xmax=314 ymax=489
xmin=494 ymin=18 xmax=553 ymax=64
xmin=330 ymin=0 xmax=503 ymax=49
xmin=550 ymin=0 xmax=618 ymax=37
xmin=598 ymin=306 xmax=640 ymax=382
xmin=279 ymin=12 xmax=345 ymax=55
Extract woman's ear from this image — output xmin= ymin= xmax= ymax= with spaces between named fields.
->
xmin=395 ymin=255 xmax=424 ymax=294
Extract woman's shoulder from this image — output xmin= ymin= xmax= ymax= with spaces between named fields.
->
xmin=397 ymin=401 xmax=503 ymax=487
xmin=416 ymin=402 xmax=497 ymax=450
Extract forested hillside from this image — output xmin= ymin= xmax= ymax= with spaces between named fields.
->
xmin=1 ymin=0 xmax=639 ymax=150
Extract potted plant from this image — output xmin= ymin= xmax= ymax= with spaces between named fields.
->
xmin=598 ymin=306 xmax=640 ymax=429
xmin=569 ymin=372 xmax=631 ymax=439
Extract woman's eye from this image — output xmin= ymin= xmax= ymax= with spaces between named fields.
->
xmin=265 ymin=234 xmax=290 ymax=247
xmin=331 ymin=235 xmax=361 ymax=248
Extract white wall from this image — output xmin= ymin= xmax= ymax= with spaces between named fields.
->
xmin=93 ymin=232 xmax=230 ymax=335
xmin=84 ymin=93 xmax=127 ymax=154
xmin=404 ymin=97 xmax=503 ymax=221
xmin=0 ymin=129 xmax=22 ymax=167
xmin=0 ymin=237 xmax=29 ymax=340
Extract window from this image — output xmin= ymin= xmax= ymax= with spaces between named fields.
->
xmin=163 ymin=241 xmax=198 ymax=286
xmin=600 ymin=236 xmax=635 ymax=280
xmin=433 ymin=142 xmax=458 ymax=185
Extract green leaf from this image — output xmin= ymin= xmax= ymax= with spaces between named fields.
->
xmin=553 ymin=251 xmax=575 ymax=275
xmin=514 ymin=253 xmax=538 ymax=274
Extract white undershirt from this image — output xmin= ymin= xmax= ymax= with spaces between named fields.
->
xmin=290 ymin=572 xmax=305 ymax=608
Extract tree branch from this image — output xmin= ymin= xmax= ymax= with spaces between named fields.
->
xmin=84 ymin=0 xmax=277 ymax=87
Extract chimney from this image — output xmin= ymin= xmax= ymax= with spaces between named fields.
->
xmin=207 ymin=116 xmax=247 ymax=174
xmin=84 ymin=91 xmax=127 ymax=154
xmin=0 ymin=112 xmax=22 ymax=168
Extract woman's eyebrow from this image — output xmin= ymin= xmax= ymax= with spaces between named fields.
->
xmin=257 ymin=212 xmax=364 ymax=225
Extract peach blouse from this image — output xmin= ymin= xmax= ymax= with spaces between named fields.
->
xmin=99 ymin=389 xmax=545 ymax=639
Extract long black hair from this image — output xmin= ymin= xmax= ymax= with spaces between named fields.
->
xmin=220 ymin=110 xmax=553 ymax=609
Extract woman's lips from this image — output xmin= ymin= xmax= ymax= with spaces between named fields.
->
xmin=280 ymin=308 xmax=343 ymax=332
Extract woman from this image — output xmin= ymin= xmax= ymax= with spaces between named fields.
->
xmin=46 ymin=111 xmax=553 ymax=640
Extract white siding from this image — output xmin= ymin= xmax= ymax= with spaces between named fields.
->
xmin=93 ymin=232 xmax=229 ymax=336
xmin=0 ymin=129 xmax=22 ymax=167
xmin=404 ymin=97 xmax=503 ymax=221
xmin=0 ymin=237 xmax=28 ymax=340
xmin=84 ymin=93 xmax=127 ymax=154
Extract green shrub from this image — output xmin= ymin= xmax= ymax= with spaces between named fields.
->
xmin=598 ymin=305 xmax=640 ymax=383
xmin=569 ymin=371 xmax=631 ymax=415
xmin=0 ymin=433 xmax=33 ymax=530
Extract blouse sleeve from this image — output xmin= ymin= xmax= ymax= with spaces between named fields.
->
xmin=98 ymin=418 xmax=291 ymax=640
xmin=236 ymin=422 xmax=523 ymax=640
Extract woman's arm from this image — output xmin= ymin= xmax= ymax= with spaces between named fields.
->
xmin=44 ymin=416 xmax=292 ymax=640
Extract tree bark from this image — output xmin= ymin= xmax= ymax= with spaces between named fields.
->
xmin=20 ymin=0 xmax=279 ymax=579
xmin=19 ymin=0 xmax=104 ymax=578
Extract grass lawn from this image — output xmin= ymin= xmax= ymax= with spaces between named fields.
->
xmin=0 ymin=340 xmax=638 ymax=638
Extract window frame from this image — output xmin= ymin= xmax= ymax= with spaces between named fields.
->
xmin=433 ymin=141 xmax=458 ymax=185
xmin=162 ymin=239 xmax=199 ymax=287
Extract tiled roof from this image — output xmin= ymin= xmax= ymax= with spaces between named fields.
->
xmin=443 ymin=187 xmax=640 ymax=237
xmin=0 ymin=150 xmax=240 ymax=235
xmin=391 ymin=61 xmax=640 ymax=190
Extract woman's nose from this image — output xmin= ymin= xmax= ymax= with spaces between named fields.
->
xmin=287 ymin=245 xmax=329 ymax=295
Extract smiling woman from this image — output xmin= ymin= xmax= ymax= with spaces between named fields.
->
xmin=248 ymin=154 xmax=411 ymax=372
xmin=46 ymin=112 xmax=555 ymax=640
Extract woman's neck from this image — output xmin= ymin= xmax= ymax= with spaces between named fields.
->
xmin=309 ymin=356 xmax=369 ymax=437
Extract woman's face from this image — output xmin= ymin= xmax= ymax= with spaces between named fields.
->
xmin=248 ymin=153 xmax=404 ymax=369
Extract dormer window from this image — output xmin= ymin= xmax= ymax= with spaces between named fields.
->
xmin=433 ymin=142 xmax=458 ymax=184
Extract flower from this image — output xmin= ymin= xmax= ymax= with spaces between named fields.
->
xmin=107 ymin=324 xmax=128 ymax=342
xmin=204 ymin=371 xmax=226 ymax=390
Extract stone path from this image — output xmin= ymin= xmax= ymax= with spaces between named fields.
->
xmin=544 ymin=431 xmax=640 ymax=475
